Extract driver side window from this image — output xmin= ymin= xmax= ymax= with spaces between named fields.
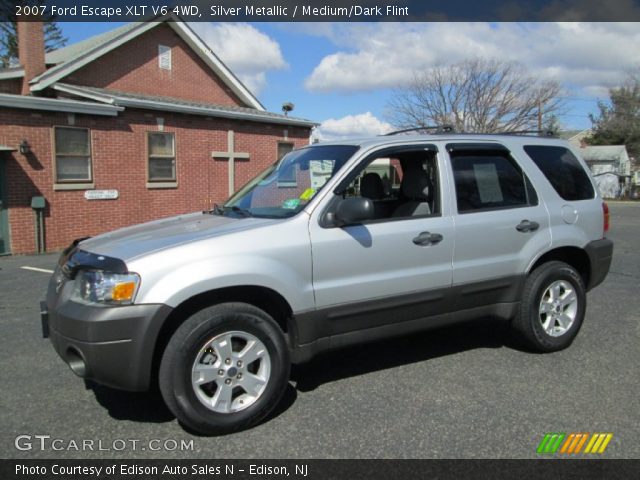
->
xmin=343 ymin=149 xmax=440 ymax=221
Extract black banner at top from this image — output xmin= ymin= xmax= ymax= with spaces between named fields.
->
xmin=7 ymin=0 xmax=640 ymax=22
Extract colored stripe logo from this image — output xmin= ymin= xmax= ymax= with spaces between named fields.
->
xmin=537 ymin=433 xmax=613 ymax=454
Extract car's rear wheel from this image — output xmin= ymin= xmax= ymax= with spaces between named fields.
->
xmin=159 ymin=302 xmax=290 ymax=435
xmin=512 ymin=261 xmax=586 ymax=352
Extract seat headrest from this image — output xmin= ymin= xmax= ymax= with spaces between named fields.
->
xmin=401 ymin=172 xmax=432 ymax=200
xmin=360 ymin=172 xmax=384 ymax=200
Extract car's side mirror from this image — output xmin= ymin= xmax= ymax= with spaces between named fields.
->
xmin=334 ymin=197 xmax=374 ymax=226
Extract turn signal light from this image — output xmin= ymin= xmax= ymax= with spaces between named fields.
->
xmin=112 ymin=282 xmax=136 ymax=302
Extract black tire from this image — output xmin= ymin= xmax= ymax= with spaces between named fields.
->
xmin=512 ymin=261 xmax=586 ymax=352
xmin=159 ymin=302 xmax=290 ymax=435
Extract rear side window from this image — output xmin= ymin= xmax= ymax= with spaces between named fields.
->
xmin=450 ymin=150 xmax=536 ymax=213
xmin=523 ymin=145 xmax=595 ymax=201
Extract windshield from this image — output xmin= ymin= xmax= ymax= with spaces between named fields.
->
xmin=221 ymin=145 xmax=359 ymax=218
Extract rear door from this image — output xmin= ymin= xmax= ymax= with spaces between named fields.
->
xmin=444 ymin=143 xmax=551 ymax=303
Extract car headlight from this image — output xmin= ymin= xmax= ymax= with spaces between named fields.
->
xmin=71 ymin=270 xmax=141 ymax=306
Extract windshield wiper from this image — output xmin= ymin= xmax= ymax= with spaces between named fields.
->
xmin=206 ymin=203 xmax=225 ymax=215
xmin=224 ymin=205 xmax=253 ymax=218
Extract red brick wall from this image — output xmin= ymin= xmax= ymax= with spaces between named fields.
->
xmin=0 ymin=107 xmax=310 ymax=254
xmin=64 ymin=24 xmax=245 ymax=107
xmin=0 ymin=79 xmax=22 ymax=95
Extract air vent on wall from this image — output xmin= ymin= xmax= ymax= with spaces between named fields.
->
xmin=158 ymin=45 xmax=171 ymax=70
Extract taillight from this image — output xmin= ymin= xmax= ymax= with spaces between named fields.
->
xmin=602 ymin=202 xmax=610 ymax=236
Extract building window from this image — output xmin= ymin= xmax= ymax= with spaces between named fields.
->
xmin=148 ymin=132 xmax=176 ymax=182
xmin=158 ymin=45 xmax=171 ymax=70
xmin=278 ymin=141 xmax=294 ymax=161
xmin=277 ymin=142 xmax=296 ymax=186
xmin=54 ymin=127 xmax=92 ymax=182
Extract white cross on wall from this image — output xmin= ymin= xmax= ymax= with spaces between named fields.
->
xmin=212 ymin=130 xmax=250 ymax=196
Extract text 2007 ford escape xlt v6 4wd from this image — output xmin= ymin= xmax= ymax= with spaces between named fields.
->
xmin=42 ymin=131 xmax=613 ymax=434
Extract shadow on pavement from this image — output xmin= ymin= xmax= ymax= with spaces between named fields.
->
xmin=83 ymin=317 xmax=522 ymax=427
xmin=292 ymin=317 xmax=522 ymax=392
xmin=85 ymin=381 xmax=174 ymax=423
xmin=84 ymin=378 xmax=298 ymax=431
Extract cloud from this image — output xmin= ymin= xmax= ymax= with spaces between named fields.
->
xmin=304 ymin=22 xmax=640 ymax=96
xmin=191 ymin=23 xmax=287 ymax=95
xmin=313 ymin=112 xmax=393 ymax=141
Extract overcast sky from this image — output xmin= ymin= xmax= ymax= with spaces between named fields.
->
xmin=63 ymin=22 xmax=640 ymax=140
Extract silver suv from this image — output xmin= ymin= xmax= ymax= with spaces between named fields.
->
xmin=42 ymin=131 xmax=613 ymax=434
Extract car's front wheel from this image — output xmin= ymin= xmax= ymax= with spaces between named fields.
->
xmin=159 ymin=302 xmax=290 ymax=435
xmin=512 ymin=261 xmax=586 ymax=352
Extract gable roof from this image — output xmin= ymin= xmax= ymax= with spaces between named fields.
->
xmin=31 ymin=15 xmax=265 ymax=111
xmin=557 ymin=129 xmax=585 ymax=140
xmin=45 ymin=23 xmax=140 ymax=66
xmin=580 ymin=145 xmax=629 ymax=162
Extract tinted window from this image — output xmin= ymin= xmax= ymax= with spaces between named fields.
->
xmin=524 ymin=145 xmax=595 ymax=201
xmin=451 ymin=152 xmax=532 ymax=213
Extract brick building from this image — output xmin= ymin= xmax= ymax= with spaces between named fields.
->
xmin=0 ymin=18 xmax=315 ymax=254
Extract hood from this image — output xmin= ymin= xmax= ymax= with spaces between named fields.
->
xmin=78 ymin=212 xmax=278 ymax=262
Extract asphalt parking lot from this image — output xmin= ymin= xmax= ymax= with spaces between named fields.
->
xmin=1 ymin=202 xmax=638 ymax=459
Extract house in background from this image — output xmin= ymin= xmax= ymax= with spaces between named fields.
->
xmin=578 ymin=145 xmax=632 ymax=198
xmin=0 ymin=17 xmax=315 ymax=255
xmin=561 ymin=129 xmax=592 ymax=148
xmin=560 ymin=130 xmax=633 ymax=198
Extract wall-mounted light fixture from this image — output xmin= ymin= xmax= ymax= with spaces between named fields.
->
xmin=19 ymin=139 xmax=30 ymax=155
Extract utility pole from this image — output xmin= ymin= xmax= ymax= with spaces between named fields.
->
xmin=538 ymin=98 xmax=543 ymax=132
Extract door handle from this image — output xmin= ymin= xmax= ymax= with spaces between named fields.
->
xmin=412 ymin=231 xmax=443 ymax=246
xmin=515 ymin=220 xmax=540 ymax=232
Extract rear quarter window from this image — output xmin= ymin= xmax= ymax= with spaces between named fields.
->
xmin=523 ymin=145 xmax=595 ymax=201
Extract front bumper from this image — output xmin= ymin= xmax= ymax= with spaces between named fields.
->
xmin=43 ymin=279 xmax=172 ymax=391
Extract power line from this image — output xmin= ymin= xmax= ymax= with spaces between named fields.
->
xmin=557 ymin=97 xmax=601 ymax=102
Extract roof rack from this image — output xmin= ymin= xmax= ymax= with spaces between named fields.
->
xmin=384 ymin=125 xmax=455 ymax=136
xmin=499 ymin=130 xmax=557 ymax=137
xmin=382 ymin=126 xmax=558 ymax=138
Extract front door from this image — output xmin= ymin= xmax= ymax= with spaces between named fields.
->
xmin=308 ymin=146 xmax=454 ymax=337
xmin=0 ymin=155 xmax=10 ymax=255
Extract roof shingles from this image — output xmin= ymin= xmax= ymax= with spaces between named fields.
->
xmin=55 ymin=83 xmax=317 ymax=127
xmin=45 ymin=23 xmax=140 ymax=65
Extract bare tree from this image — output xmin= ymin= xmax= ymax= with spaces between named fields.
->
xmin=386 ymin=58 xmax=563 ymax=133
xmin=0 ymin=1 xmax=67 ymax=67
